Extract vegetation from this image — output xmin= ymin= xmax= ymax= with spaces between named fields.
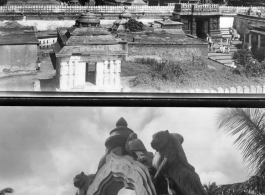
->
xmin=203 ymin=182 xmax=218 ymax=195
xmin=124 ymin=19 xmax=144 ymax=32
xmin=232 ymin=48 xmax=265 ymax=78
xmin=215 ymin=108 xmax=265 ymax=195
xmin=0 ymin=0 xmax=7 ymax=6
xmin=122 ymin=58 xmax=265 ymax=92
xmin=0 ymin=188 xmax=14 ymax=195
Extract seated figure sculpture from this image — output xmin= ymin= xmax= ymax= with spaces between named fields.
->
xmin=151 ymin=130 xmax=207 ymax=195
xmin=73 ymin=172 xmax=95 ymax=195
xmin=125 ymin=133 xmax=154 ymax=167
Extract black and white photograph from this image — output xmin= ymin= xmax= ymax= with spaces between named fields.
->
xmin=1 ymin=107 xmax=265 ymax=195
xmin=0 ymin=0 xmax=264 ymax=93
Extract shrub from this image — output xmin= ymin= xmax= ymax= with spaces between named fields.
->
xmin=124 ymin=19 xmax=144 ymax=32
xmin=253 ymin=47 xmax=265 ymax=62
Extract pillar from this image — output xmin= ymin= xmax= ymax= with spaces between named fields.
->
xmin=59 ymin=61 xmax=69 ymax=90
xmin=68 ymin=60 xmax=75 ymax=89
xmin=74 ymin=62 xmax=86 ymax=88
xmin=96 ymin=61 xmax=104 ymax=86
xmin=258 ymin=34 xmax=261 ymax=48
xmin=114 ymin=60 xmax=121 ymax=87
xmin=109 ymin=60 xmax=115 ymax=86
xmin=243 ymin=33 xmax=246 ymax=45
xmin=103 ymin=60 xmax=109 ymax=86
xmin=192 ymin=17 xmax=196 ymax=36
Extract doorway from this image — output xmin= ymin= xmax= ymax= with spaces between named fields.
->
xmin=86 ymin=62 xmax=96 ymax=85
xmin=196 ymin=19 xmax=209 ymax=39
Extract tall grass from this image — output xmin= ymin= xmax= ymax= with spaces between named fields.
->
xmin=122 ymin=57 xmax=265 ymax=91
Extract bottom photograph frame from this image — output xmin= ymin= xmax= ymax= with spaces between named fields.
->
xmin=0 ymin=106 xmax=264 ymax=195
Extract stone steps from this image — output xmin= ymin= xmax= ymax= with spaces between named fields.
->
xmin=208 ymin=30 xmax=241 ymax=68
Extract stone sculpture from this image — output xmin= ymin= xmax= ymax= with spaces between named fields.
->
xmin=151 ymin=130 xmax=207 ymax=195
xmin=73 ymin=172 xmax=95 ymax=195
xmin=125 ymin=133 xmax=153 ymax=167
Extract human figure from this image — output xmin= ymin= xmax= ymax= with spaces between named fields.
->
xmin=36 ymin=57 xmax=41 ymax=71
xmin=206 ymin=34 xmax=213 ymax=52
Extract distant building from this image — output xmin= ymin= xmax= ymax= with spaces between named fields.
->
xmin=0 ymin=26 xmax=39 ymax=74
xmin=52 ymin=11 xmax=127 ymax=92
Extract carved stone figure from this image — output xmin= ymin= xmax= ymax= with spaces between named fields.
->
xmin=125 ymin=133 xmax=153 ymax=167
xmin=151 ymin=130 xmax=207 ymax=195
xmin=73 ymin=172 xmax=95 ymax=195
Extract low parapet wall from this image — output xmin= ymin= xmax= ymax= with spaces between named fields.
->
xmin=172 ymin=85 xmax=265 ymax=93
xmin=0 ymin=5 xmax=265 ymax=16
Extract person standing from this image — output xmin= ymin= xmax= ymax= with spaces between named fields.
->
xmin=36 ymin=57 xmax=41 ymax=71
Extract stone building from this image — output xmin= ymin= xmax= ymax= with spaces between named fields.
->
xmin=0 ymin=26 xmax=39 ymax=74
xmin=173 ymin=4 xmax=222 ymax=40
xmin=52 ymin=11 xmax=128 ymax=92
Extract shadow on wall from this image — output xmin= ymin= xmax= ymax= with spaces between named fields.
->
xmin=50 ymin=52 xmax=57 ymax=70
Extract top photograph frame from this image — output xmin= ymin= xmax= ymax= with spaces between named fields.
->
xmin=0 ymin=0 xmax=264 ymax=95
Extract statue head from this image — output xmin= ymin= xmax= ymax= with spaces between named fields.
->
xmin=151 ymin=130 xmax=170 ymax=151
xmin=128 ymin=133 xmax=137 ymax=141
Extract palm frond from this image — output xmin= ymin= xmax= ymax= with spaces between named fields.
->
xmin=217 ymin=108 xmax=265 ymax=175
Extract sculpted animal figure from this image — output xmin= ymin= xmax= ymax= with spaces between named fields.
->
xmin=73 ymin=172 xmax=95 ymax=195
xmin=151 ymin=130 xmax=207 ymax=195
xmin=125 ymin=133 xmax=153 ymax=167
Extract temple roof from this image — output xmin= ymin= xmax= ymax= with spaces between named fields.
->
xmin=0 ymin=27 xmax=38 ymax=45
xmin=67 ymin=27 xmax=110 ymax=36
xmin=65 ymin=35 xmax=120 ymax=45
xmin=53 ymin=42 xmax=127 ymax=57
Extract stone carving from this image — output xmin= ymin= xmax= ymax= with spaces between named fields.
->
xmin=125 ymin=133 xmax=153 ymax=167
xmin=151 ymin=130 xmax=207 ymax=195
xmin=73 ymin=172 xmax=95 ymax=195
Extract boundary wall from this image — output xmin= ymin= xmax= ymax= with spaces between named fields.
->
xmin=172 ymin=85 xmax=265 ymax=93
xmin=0 ymin=4 xmax=265 ymax=15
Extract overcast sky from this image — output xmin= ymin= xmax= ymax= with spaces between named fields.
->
xmin=0 ymin=107 xmax=251 ymax=195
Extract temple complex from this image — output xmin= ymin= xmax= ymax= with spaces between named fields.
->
xmin=53 ymin=11 xmax=128 ymax=92
xmin=173 ymin=4 xmax=222 ymax=40
xmin=6 ymin=0 xmax=60 ymax=5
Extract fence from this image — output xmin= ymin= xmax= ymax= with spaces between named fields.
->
xmin=172 ymin=85 xmax=265 ymax=93
xmin=0 ymin=5 xmax=174 ymax=14
xmin=0 ymin=4 xmax=264 ymax=15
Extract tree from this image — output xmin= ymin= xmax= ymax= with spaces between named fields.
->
xmin=0 ymin=0 xmax=7 ymax=6
xmin=0 ymin=188 xmax=14 ymax=195
xmin=217 ymin=108 xmax=265 ymax=176
xmin=203 ymin=182 xmax=218 ymax=195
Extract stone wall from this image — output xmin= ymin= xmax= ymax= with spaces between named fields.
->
xmin=128 ymin=43 xmax=208 ymax=62
xmin=0 ymin=44 xmax=37 ymax=72
xmin=234 ymin=14 xmax=265 ymax=35
xmin=171 ymin=85 xmax=265 ymax=93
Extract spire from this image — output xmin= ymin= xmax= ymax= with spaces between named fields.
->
xmin=116 ymin=117 xmax=128 ymax=127
xmin=105 ymin=117 xmax=134 ymax=150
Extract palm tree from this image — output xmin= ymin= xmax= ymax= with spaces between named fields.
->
xmin=216 ymin=108 xmax=265 ymax=195
xmin=203 ymin=182 xmax=218 ymax=195
xmin=217 ymin=108 xmax=265 ymax=176
xmin=0 ymin=188 xmax=14 ymax=195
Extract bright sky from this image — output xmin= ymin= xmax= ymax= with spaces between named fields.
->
xmin=0 ymin=107 xmax=251 ymax=195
